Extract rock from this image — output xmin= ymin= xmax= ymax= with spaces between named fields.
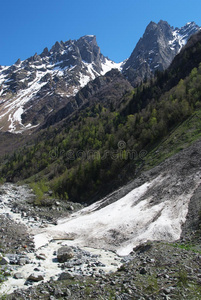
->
xmin=139 ymin=267 xmax=147 ymax=275
xmin=36 ymin=253 xmax=46 ymax=260
xmin=62 ymin=261 xmax=74 ymax=268
xmin=0 ymin=256 xmax=9 ymax=265
xmin=18 ymin=257 xmax=27 ymax=265
xmin=58 ymin=271 xmax=74 ymax=281
xmin=27 ymin=273 xmax=44 ymax=282
xmin=163 ymin=288 xmax=171 ymax=295
xmin=34 ymin=267 xmax=40 ymax=271
xmin=14 ymin=272 xmax=24 ymax=279
xmin=133 ymin=243 xmax=152 ymax=253
xmin=57 ymin=246 xmax=74 ymax=262
xmin=5 ymin=254 xmax=18 ymax=264
xmin=66 ymin=288 xmax=71 ymax=297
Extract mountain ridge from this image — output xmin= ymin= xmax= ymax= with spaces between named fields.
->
xmin=0 ymin=35 xmax=121 ymax=132
xmin=2 ymin=20 xmax=201 ymax=300
xmin=122 ymin=20 xmax=200 ymax=86
xmin=0 ymin=20 xmax=200 ymax=133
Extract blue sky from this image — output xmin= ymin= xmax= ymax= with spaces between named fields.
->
xmin=1 ymin=0 xmax=201 ymax=66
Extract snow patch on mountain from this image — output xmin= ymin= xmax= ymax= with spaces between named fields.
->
xmin=169 ymin=22 xmax=200 ymax=53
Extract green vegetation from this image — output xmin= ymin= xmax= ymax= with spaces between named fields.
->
xmin=1 ymin=58 xmax=201 ymax=204
xmin=0 ymin=178 xmax=5 ymax=185
xmin=0 ymin=256 xmax=10 ymax=295
xmin=144 ymin=108 xmax=201 ymax=169
xmin=177 ymin=269 xmax=188 ymax=287
xmin=29 ymin=179 xmax=49 ymax=205
xmin=170 ymin=241 xmax=201 ymax=254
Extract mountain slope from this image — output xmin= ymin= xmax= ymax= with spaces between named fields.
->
xmin=122 ymin=21 xmax=200 ymax=86
xmin=2 ymin=29 xmax=201 ymax=205
xmin=0 ymin=35 xmax=121 ymax=133
xmin=42 ymin=68 xmax=133 ymax=129
xmin=2 ymin=22 xmax=201 ymax=300
xmin=34 ymin=135 xmax=201 ymax=255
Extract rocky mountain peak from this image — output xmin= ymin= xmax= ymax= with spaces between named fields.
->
xmin=0 ymin=34 xmax=121 ymax=133
xmin=0 ymin=21 xmax=199 ymax=133
xmin=122 ymin=20 xmax=201 ymax=86
xmin=15 ymin=58 xmax=21 ymax=66
xmin=41 ymin=47 xmax=49 ymax=57
xmin=75 ymin=35 xmax=102 ymax=64
xmin=50 ymin=41 xmax=64 ymax=53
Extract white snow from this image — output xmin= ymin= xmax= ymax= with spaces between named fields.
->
xmin=13 ymin=106 xmax=23 ymax=123
xmin=33 ymin=172 xmax=201 ymax=256
xmin=101 ymin=58 xmax=123 ymax=74
xmin=0 ymin=55 xmax=123 ymax=133
xmin=168 ymin=23 xmax=199 ymax=53
xmin=1 ymin=164 xmax=201 ymax=294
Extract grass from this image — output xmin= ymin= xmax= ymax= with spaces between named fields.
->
xmin=169 ymin=241 xmax=201 ymax=254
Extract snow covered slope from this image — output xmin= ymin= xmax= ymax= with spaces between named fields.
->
xmin=34 ymin=139 xmax=201 ymax=256
xmin=0 ymin=36 xmax=122 ymax=133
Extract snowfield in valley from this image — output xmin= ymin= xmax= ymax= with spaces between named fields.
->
xmin=1 ymin=139 xmax=201 ymax=294
xmin=34 ymin=171 xmax=201 ymax=256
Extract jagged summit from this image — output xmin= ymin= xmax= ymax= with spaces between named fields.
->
xmin=0 ymin=35 xmax=121 ymax=132
xmin=0 ymin=21 xmax=200 ymax=133
xmin=122 ymin=20 xmax=200 ymax=86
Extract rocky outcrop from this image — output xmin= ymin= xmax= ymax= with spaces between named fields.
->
xmin=122 ymin=21 xmax=200 ymax=86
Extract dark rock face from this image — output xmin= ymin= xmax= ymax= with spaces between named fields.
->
xmin=122 ymin=21 xmax=200 ymax=86
xmin=20 ymin=36 xmax=106 ymax=127
xmin=181 ymin=182 xmax=201 ymax=236
xmin=47 ymin=35 xmax=105 ymax=74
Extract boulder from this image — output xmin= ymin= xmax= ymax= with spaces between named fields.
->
xmin=18 ymin=257 xmax=27 ymax=265
xmin=58 ymin=271 xmax=74 ymax=281
xmin=57 ymin=246 xmax=74 ymax=262
xmin=0 ymin=256 xmax=9 ymax=265
xmin=5 ymin=254 xmax=18 ymax=264
xmin=27 ymin=273 xmax=44 ymax=282
xmin=14 ymin=272 xmax=24 ymax=279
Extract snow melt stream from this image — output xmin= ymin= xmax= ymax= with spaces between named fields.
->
xmin=0 ymin=167 xmax=200 ymax=294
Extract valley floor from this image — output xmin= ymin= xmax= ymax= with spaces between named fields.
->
xmin=1 ymin=138 xmax=201 ymax=299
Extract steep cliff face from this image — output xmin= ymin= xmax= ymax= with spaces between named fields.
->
xmin=122 ymin=21 xmax=200 ymax=86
